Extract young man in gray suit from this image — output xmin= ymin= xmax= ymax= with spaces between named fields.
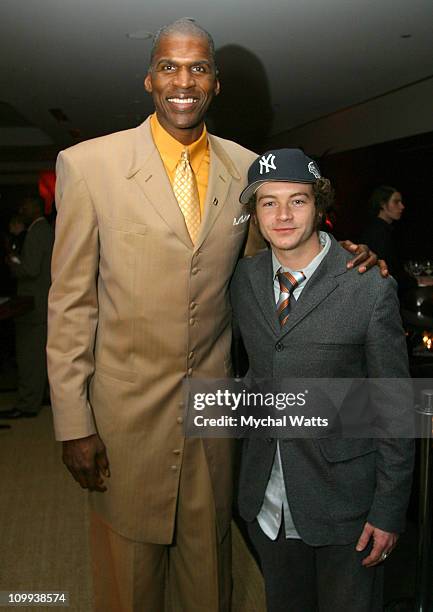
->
xmin=230 ymin=149 xmax=414 ymax=611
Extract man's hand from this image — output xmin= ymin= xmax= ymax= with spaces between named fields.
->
xmin=340 ymin=240 xmax=388 ymax=277
xmin=62 ymin=434 xmax=110 ymax=492
xmin=356 ymin=522 xmax=399 ymax=567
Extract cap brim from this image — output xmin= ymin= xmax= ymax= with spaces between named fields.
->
xmin=239 ymin=181 xmax=264 ymax=204
xmin=239 ymin=178 xmax=316 ymax=205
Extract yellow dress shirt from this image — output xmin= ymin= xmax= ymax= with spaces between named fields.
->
xmin=150 ymin=113 xmax=210 ymax=215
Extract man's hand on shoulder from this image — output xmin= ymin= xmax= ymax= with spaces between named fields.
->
xmin=62 ymin=434 xmax=110 ymax=492
xmin=340 ymin=240 xmax=389 ymax=277
xmin=355 ymin=521 xmax=399 ymax=567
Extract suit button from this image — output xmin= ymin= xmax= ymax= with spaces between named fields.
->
xmin=192 ymin=268 xmax=199 ymax=275
xmin=275 ymin=342 xmax=284 ymax=352
xmin=189 ymin=318 xmax=195 ymax=325
xmin=187 ymin=368 xmax=193 ymax=376
xmin=173 ymin=449 xmax=181 ymax=455
xmin=188 ymin=351 xmax=194 ymax=359
xmin=190 ymin=302 xmax=197 ymax=310
xmin=177 ymin=416 xmax=184 ymax=424
xmin=171 ymin=465 xmax=178 ymax=471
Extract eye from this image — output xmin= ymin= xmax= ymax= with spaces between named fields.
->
xmin=191 ymin=65 xmax=208 ymax=73
xmin=262 ymin=200 xmax=276 ymax=207
xmin=292 ymin=199 xmax=306 ymax=207
xmin=160 ymin=64 xmax=175 ymax=71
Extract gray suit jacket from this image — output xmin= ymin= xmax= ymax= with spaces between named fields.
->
xmin=230 ymin=235 xmax=414 ymax=546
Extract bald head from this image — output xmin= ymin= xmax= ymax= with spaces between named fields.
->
xmin=150 ymin=18 xmax=216 ymax=70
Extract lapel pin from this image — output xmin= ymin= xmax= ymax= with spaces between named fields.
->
xmin=212 ymin=197 xmax=218 ymax=206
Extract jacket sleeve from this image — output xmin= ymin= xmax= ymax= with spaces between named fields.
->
xmin=47 ymin=150 xmax=99 ymax=441
xmin=364 ymin=277 xmax=414 ymax=533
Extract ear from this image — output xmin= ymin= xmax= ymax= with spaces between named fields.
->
xmin=214 ymin=77 xmax=220 ymax=97
xmin=144 ymin=73 xmax=152 ymax=94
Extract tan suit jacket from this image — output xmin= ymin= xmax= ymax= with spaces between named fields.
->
xmin=47 ymin=117 xmax=258 ymax=544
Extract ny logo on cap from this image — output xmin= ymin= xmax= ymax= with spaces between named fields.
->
xmin=259 ymin=153 xmax=276 ymax=175
xmin=308 ymin=161 xmax=321 ymax=179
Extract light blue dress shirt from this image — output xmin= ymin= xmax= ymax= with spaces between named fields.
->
xmin=257 ymin=231 xmax=331 ymax=540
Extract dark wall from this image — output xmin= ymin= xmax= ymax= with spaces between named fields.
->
xmin=317 ymin=130 xmax=433 ymax=258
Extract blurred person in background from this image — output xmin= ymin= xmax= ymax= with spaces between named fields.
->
xmin=361 ymin=186 xmax=415 ymax=295
xmin=0 ymin=194 xmax=54 ymax=418
xmin=7 ymin=215 xmax=27 ymax=256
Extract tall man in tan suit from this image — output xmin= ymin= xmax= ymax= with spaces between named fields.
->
xmin=47 ymin=18 xmax=380 ymax=612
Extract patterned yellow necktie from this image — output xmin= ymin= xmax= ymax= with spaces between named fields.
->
xmin=173 ymin=148 xmax=201 ymax=244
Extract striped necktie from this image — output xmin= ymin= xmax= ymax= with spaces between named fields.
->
xmin=276 ymin=269 xmax=306 ymax=327
xmin=173 ymin=148 xmax=201 ymax=244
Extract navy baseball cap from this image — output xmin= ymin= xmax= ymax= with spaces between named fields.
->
xmin=239 ymin=148 xmax=321 ymax=204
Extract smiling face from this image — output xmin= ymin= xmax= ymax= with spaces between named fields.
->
xmin=379 ymin=191 xmax=405 ymax=223
xmin=254 ymin=181 xmax=321 ymax=266
xmin=144 ymin=33 xmax=220 ymax=145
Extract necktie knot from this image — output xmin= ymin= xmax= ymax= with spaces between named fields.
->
xmin=278 ymin=271 xmax=297 ymax=295
xmin=181 ymin=149 xmax=190 ymax=163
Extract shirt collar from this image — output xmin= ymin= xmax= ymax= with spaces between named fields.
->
xmin=150 ymin=113 xmax=208 ymax=174
xmin=272 ymin=231 xmax=331 ymax=282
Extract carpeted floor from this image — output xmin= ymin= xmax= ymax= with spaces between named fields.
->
xmin=0 ymin=396 xmax=266 ymax=612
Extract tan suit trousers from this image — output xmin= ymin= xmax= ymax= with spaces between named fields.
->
xmin=90 ymin=438 xmax=231 ymax=612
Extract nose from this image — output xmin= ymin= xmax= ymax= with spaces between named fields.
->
xmin=173 ymin=66 xmax=195 ymax=89
xmin=277 ymin=203 xmax=294 ymax=221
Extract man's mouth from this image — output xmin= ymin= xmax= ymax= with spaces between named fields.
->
xmin=167 ymin=97 xmax=198 ymax=107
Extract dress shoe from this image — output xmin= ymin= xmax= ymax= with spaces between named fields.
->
xmin=0 ymin=408 xmax=38 ymax=419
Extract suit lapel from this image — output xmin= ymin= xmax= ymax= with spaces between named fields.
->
xmin=278 ymin=237 xmax=347 ymax=338
xmin=248 ymin=251 xmax=281 ymax=336
xmin=125 ymin=123 xmax=243 ymax=252
xmin=194 ymin=135 xmax=238 ymax=252
xmin=280 ymin=273 xmax=338 ymax=337
xmin=126 ymin=119 xmax=193 ymax=249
